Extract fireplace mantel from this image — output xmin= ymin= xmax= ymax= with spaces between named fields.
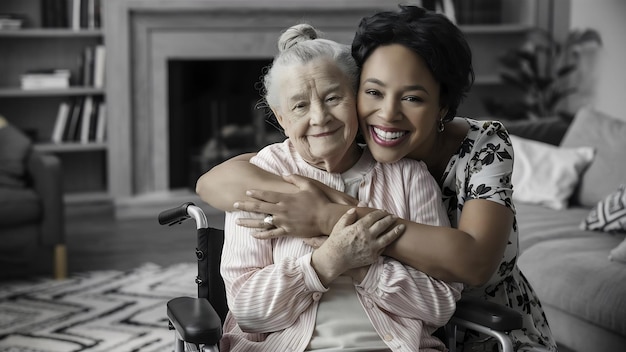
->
xmin=103 ymin=0 xmax=400 ymax=209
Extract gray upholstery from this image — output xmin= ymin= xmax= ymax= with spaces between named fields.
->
xmin=518 ymin=227 xmax=626 ymax=351
xmin=513 ymin=108 xmax=626 ymax=351
xmin=0 ymin=123 xmax=31 ymax=188
xmin=518 ymin=226 xmax=626 ymax=332
xmin=515 ymin=203 xmax=595 ymax=252
xmin=502 ymin=117 xmax=570 ymax=146
xmin=0 ymin=150 xmax=66 ymax=279
xmin=560 ymin=108 xmax=626 ymax=207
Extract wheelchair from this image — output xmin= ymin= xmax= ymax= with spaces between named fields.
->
xmin=159 ymin=202 xmax=524 ymax=352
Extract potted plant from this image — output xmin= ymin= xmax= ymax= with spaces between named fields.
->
xmin=484 ymin=27 xmax=602 ymax=121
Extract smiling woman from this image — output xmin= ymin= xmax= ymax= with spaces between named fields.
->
xmin=357 ymin=44 xmax=446 ymax=165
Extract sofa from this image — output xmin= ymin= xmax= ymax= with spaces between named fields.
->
xmin=502 ymin=107 xmax=626 ymax=352
xmin=0 ymin=117 xmax=67 ymax=279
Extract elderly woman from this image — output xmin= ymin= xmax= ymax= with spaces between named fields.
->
xmin=218 ymin=23 xmax=461 ymax=352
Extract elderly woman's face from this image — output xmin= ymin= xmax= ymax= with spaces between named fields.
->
xmin=273 ymin=58 xmax=360 ymax=173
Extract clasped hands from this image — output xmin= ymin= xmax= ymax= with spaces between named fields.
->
xmin=234 ymin=174 xmax=405 ymax=284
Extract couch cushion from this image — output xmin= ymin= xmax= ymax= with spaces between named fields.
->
xmin=515 ymin=202 xmax=596 ymax=253
xmin=560 ymin=108 xmax=626 ymax=207
xmin=502 ymin=117 xmax=570 ymax=146
xmin=609 ymin=238 xmax=626 ymax=263
xmin=511 ymin=135 xmax=594 ymax=210
xmin=518 ymin=234 xmax=626 ymax=338
xmin=0 ymin=188 xmax=41 ymax=227
xmin=0 ymin=117 xmax=32 ymax=188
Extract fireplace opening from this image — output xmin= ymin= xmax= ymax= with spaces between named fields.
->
xmin=168 ymin=59 xmax=284 ymax=190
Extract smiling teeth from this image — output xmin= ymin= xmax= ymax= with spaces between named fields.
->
xmin=373 ymin=127 xmax=406 ymax=141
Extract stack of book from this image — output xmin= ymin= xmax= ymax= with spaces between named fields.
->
xmin=41 ymin=0 xmax=102 ymax=29
xmin=0 ymin=13 xmax=24 ymax=30
xmin=20 ymin=44 xmax=105 ymax=90
xmin=21 ymin=69 xmax=71 ymax=90
xmin=78 ymin=44 xmax=106 ymax=88
xmin=51 ymin=97 xmax=107 ymax=144
xmin=453 ymin=0 xmax=503 ymax=25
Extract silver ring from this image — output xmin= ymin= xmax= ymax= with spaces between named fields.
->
xmin=263 ymin=215 xmax=274 ymax=226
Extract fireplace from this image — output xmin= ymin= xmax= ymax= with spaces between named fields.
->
xmin=168 ymin=59 xmax=282 ymax=190
xmin=103 ymin=0 xmax=398 ymax=212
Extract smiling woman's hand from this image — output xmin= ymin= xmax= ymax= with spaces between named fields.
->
xmin=234 ymin=174 xmax=359 ymax=239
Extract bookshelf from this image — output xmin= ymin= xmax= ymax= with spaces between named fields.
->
xmin=450 ymin=0 xmax=570 ymax=118
xmin=0 ymin=0 xmax=107 ymax=203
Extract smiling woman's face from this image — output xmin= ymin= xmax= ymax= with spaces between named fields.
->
xmin=357 ymin=44 xmax=445 ymax=163
xmin=273 ymin=57 xmax=360 ymax=173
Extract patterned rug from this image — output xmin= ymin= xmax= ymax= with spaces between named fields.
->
xmin=0 ymin=263 xmax=198 ymax=352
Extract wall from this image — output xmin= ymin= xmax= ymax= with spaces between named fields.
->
xmin=570 ymin=0 xmax=626 ymax=120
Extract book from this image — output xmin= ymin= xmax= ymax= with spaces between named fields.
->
xmin=21 ymin=69 xmax=71 ymax=90
xmin=80 ymin=0 xmax=89 ymax=29
xmin=93 ymin=0 xmax=102 ymax=28
xmin=21 ymin=76 xmax=70 ymax=90
xmin=79 ymin=96 xmax=94 ymax=143
xmin=442 ymin=0 xmax=457 ymax=24
xmin=41 ymin=0 xmax=68 ymax=28
xmin=55 ymin=0 xmax=69 ymax=28
xmin=95 ymin=101 xmax=106 ymax=143
xmin=0 ymin=13 xmax=24 ymax=30
xmin=71 ymin=0 xmax=81 ymax=30
xmin=88 ymin=98 xmax=100 ymax=141
xmin=51 ymin=101 xmax=71 ymax=143
xmin=81 ymin=46 xmax=95 ymax=86
xmin=64 ymin=97 xmax=84 ymax=141
xmin=93 ymin=45 xmax=106 ymax=88
xmin=87 ymin=0 xmax=96 ymax=28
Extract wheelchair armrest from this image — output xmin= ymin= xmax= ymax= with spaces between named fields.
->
xmin=167 ymin=296 xmax=222 ymax=345
xmin=453 ymin=296 xmax=523 ymax=331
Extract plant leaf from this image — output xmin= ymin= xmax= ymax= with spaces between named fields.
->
xmin=515 ymin=50 xmax=539 ymax=77
xmin=500 ymin=71 xmax=531 ymax=91
xmin=556 ymin=64 xmax=576 ymax=78
xmin=536 ymin=77 xmax=554 ymax=91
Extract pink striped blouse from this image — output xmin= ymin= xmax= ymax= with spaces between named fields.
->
xmin=220 ymin=140 xmax=463 ymax=352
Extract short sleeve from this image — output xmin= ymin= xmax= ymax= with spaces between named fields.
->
xmin=464 ymin=121 xmax=515 ymax=209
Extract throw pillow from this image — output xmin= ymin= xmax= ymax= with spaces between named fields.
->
xmin=581 ymin=185 xmax=626 ymax=233
xmin=561 ymin=107 xmax=626 ymax=207
xmin=609 ymin=238 xmax=626 ymax=263
xmin=510 ymin=135 xmax=595 ymax=210
xmin=0 ymin=116 xmax=32 ymax=188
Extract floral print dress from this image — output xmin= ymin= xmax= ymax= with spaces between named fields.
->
xmin=440 ymin=118 xmax=557 ymax=352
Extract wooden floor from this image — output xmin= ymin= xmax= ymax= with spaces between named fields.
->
xmin=65 ymin=201 xmax=225 ymax=274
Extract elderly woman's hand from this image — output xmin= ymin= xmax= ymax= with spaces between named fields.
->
xmin=311 ymin=208 xmax=405 ymax=286
xmin=235 ymin=174 xmax=359 ymax=239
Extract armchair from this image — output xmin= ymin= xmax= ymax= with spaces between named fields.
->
xmin=0 ymin=121 xmax=66 ymax=280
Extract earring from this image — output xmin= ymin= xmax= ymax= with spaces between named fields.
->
xmin=438 ymin=118 xmax=445 ymax=133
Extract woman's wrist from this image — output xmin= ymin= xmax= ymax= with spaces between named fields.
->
xmin=316 ymin=203 xmax=331 ymax=235
xmin=317 ymin=203 xmax=345 ymax=235
xmin=311 ymin=248 xmax=341 ymax=287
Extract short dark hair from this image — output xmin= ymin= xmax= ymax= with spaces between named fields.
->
xmin=352 ymin=5 xmax=474 ymax=122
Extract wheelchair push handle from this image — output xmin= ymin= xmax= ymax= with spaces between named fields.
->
xmin=158 ymin=202 xmax=208 ymax=229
